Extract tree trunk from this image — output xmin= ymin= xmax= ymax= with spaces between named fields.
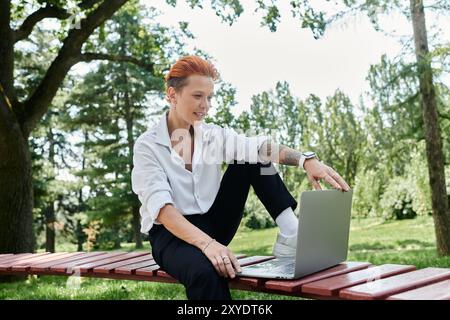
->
xmin=76 ymin=135 xmax=88 ymax=252
xmin=410 ymin=0 xmax=450 ymax=255
xmin=45 ymin=126 xmax=56 ymax=253
xmin=44 ymin=204 xmax=56 ymax=253
xmin=0 ymin=134 xmax=35 ymax=254
xmin=122 ymin=67 xmax=143 ymax=249
xmin=76 ymin=218 xmax=84 ymax=252
xmin=132 ymin=205 xmax=143 ymax=248
xmin=0 ymin=102 xmax=34 ymax=281
xmin=0 ymin=1 xmax=34 ymax=281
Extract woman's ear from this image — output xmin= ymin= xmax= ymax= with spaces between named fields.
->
xmin=167 ymin=87 xmax=177 ymax=106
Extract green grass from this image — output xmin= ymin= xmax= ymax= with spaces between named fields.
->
xmin=1 ymin=215 xmax=448 ymax=300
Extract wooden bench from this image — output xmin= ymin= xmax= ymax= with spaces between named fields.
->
xmin=1 ymin=252 xmax=449 ymax=300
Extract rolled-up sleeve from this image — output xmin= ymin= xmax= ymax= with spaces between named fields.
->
xmin=223 ymin=127 xmax=269 ymax=163
xmin=132 ymin=139 xmax=174 ymax=234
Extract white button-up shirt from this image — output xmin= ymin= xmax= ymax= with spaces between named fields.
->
xmin=132 ymin=110 xmax=269 ymax=234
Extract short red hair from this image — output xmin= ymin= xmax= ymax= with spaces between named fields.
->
xmin=165 ymin=55 xmax=219 ymax=96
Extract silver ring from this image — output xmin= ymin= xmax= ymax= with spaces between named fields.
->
xmin=221 ymin=256 xmax=231 ymax=264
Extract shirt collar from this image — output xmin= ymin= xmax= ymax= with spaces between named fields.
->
xmin=154 ymin=110 xmax=203 ymax=148
xmin=154 ymin=110 xmax=171 ymax=147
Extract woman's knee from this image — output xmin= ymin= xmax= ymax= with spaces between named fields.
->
xmin=189 ymin=261 xmax=221 ymax=283
xmin=186 ymin=263 xmax=231 ymax=299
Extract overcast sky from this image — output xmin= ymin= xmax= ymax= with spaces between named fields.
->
xmin=147 ymin=0 xmax=449 ymax=117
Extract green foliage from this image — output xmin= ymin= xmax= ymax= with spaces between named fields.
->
xmin=436 ymin=83 xmax=450 ymax=162
xmin=289 ymin=0 xmax=326 ymax=39
xmin=205 ymin=80 xmax=238 ymax=126
xmin=380 ymin=175 xmax=417 ymax=220
xmin=352 ymin=140 xmax=436 ymax=221
xmin=352 ymin=169 xmax=384 ymax=218
xmin=210 ymin=0 xmax=244 ymax=25
xmin=255 ymin=1 xmax=281 ymax=32
xmin=364 ymin=141 xmax=433 ymax=220
xmin=94 ymin=220 xmax=130 ymax=250
xmin=307 ymin=90 xmax=366 ymax=186
xmin=242 ymin=189 xmax=277 ymax=230
xmin=408 ymin=142 xmax=433 ymax=217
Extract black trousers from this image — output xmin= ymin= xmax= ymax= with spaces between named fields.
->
xmin=148 ymin=161 xmax=297 ymax=300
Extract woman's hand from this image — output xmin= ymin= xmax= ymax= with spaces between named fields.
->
xmin=203 ymin=240 xmax=242 ymax=278
xmin=304 ymin=158 xmax=351 ymax=191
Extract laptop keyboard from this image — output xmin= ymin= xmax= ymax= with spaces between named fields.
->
xmin=244 ymin=258 xmax=295 ymax=275
xmin=271 ymin=260 xmax=295 ymax=274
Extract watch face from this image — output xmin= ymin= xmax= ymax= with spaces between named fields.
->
xmin=303 ymin=151 xmax=315 ymax=158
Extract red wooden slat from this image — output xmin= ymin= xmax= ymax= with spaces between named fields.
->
xmin=93 ymin=254 xmax=153 ymax=273
xmin=302 ymin=264 xmax=417 ymax=297
xmin=11 ymin=252 xmax=72 ymax=271
xmin=340 ymin=267 xmax=450 ymax=300
xmin=0 ymin=253 xmax=50 ymax=268
xmin=72 ymin=252 xmax=148 ymax=273
xmin=233 ymin=276 xmax=266 ymax=288
xmin=0 ymin=253 xmax=34 ymax=264
xmin=0 ymin=254 xmax=13 ymax=262
xmin=386 ymin=279 xmax=450 ymax=300
xmin=156 ymin=270 xmax=173 ymax=278
xmin=30 ymin=252 xmax=104 ymax=272
xmin=0 ymin=253 xmax=52 ymax=271
xmin=135 ymin=264 xmax=161 ymax=277
xmin=50 ymin=252 xmax=123 ymax=273
xmin=114 ymin=259 xmax=157 ymax=275
xmin=264 ymin=261 xmax=372 ymax=293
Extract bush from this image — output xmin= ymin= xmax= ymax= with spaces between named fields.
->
xmin=380 ymin=176 xmax=417 ymax=220
xmin=409 ymin=141 xmax=433 ymax=217
xmin=352 ymin=168 xmax=384 ymax=218
xmin=242 ymin=188 xmax=277 ymax=230
xmin=354 ymin=141 xmax=436 ymax=220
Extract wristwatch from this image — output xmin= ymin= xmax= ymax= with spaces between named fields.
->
xmin=299 ymin=151 xmax=318 ymax=170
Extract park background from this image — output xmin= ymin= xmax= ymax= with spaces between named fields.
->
xmin=0 ymin=0 xmax=449 ymax=299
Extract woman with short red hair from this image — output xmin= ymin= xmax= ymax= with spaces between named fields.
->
xmin=132 ymin=55 xmax=350 ymax=300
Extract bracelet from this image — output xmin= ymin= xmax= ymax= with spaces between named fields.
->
xmin=202 ymin=238 xmax=216 ymax=253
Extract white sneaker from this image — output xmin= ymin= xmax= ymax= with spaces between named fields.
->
xmin=272 ymin=231 xmax=298 ymax=258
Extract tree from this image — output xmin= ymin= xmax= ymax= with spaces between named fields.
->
xmin=0 ymin=0 xmax=139 ymax=255
xmin=13 ymin=25 xmax=77 ymax=253
xmin=364 ymin=55 xmax=423 ymax=176
xmin=409 ymin=0 xmax=449 ymax=255
xmin=310 ymin=90 xmax=365 ymax=186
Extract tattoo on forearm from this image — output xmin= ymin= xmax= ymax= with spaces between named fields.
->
xmin=259 ymin=140 xmax=301 ymax=166
xmin=282 ymin=147 xmax=301 ymax=166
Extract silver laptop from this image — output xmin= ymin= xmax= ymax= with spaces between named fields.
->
xmin=236 ymin=189 xmax=353 ymax=279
